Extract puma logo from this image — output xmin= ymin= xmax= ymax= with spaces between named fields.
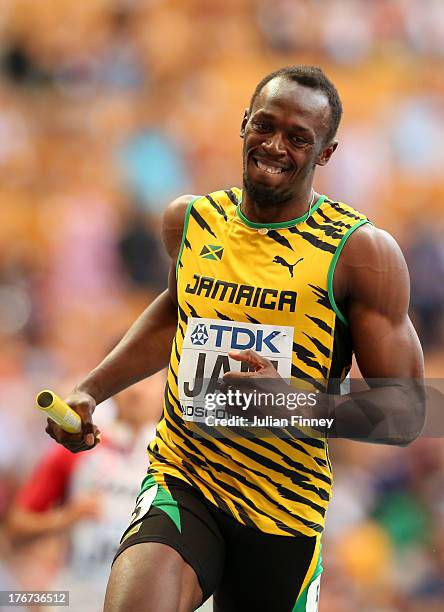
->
xmin=272 ymin=256 xmax=303 ymax=278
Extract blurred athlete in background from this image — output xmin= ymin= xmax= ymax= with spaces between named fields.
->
xmin=45 ymin=66 xmax=424 ymax=611
xmin=9 ymin=374 xmax=164 ymax=612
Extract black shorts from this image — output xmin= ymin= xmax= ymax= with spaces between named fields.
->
xmin=114 ymin=474 xmax=322 ymax=611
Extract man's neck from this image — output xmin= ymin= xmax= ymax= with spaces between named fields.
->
xmin=241 ymin=188 xmax=318 ymax=225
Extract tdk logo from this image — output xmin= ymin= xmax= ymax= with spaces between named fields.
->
xmin=209 ymin=324 xmax=281 ymax=353
xmin=190 ymin=324 xmax=209 ymax=345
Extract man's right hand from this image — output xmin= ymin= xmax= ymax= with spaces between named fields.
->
xmin=43 ymin=196 xmax=188 ymax=453
xmin=45 ymin=391 xmax=100 ymax=453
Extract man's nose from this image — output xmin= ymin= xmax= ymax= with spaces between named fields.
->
xmin=263 ymin=132 xmax=286 ymax=155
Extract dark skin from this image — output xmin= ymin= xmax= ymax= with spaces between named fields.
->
xmin=226 ymin=79 xmax=423 ymax=442
xmin=241 ymin=78 xmax=337 ymax=221
xmin=222 ymin=227 xmax=424 ymax=442
xmin=45 ymin=77 xmax=424 ymax=611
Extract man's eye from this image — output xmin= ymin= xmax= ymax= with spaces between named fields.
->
xmin=254 ymin=122 xmax=271 ymax=132
xmin=291 ymin=136 xmax=308 ymax=145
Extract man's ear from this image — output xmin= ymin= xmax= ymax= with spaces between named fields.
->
xmin=240 ymin=109 xmax=249 ymax=138
xmin=316 ymin=141 xmax=338 ymax=166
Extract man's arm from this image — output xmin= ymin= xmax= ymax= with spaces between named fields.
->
xmin=223 ymin=225 xmax=425 ymax=445
xmin=339 ymin=224 xmax=423 ymax=379
xmin=46 ymin=194 xmax=195 ymax=452
xmin=330 ymin=224 xmax=425 ymax=444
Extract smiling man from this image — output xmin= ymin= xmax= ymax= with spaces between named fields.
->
xmin=242 ymin=68 xmax=340 ymax=214
xmin=45 ymin=66 xmax=424 ymax=612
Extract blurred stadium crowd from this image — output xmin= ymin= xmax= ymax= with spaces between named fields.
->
xmin=0 ymin=1 xmax=443 ymax=610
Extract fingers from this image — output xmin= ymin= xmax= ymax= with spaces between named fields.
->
xmin=228 ymin=349 xmax=266 ymax=368
xmin=72 ymin=400 xmax=96 ymax=447
xmin=45 ymin=417 xmax=74 ymax=442
xmin=81 ymin=420 xmax=95 ymax=447
xmin=223 ymin=370 xmax=258 ymax=381
xmin=45 ymin=418 xmax=101 ymax=454
xmin=43 ymin=390 xmax=99 ymax=453
xmin=225 ymin=350 xmax=274 ymax=380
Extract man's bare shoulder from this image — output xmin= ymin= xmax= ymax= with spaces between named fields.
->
xmin=341 ymin=223 xmax=407 ymax=270
xmin=162 ymin=194 xmax=198 ymax=259
xmin=338 ymin=223 xmax=410 ymax=317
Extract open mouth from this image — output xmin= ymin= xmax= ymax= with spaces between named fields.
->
xmin=253 ymin=157 xmax=291 ymax=175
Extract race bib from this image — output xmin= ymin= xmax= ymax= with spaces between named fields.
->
xmin=306 ymin=575 xmax=321 ymax=611
xmin=178 ymin=317 xmax=294 ymax=422
xmin=129 ymin=485 xmax=159 ymax=525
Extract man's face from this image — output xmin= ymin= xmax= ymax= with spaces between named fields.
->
xmin=242 ymin=77 xmax=336 ymax=207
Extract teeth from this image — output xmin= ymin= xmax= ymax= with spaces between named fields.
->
xmin=256 ymin=159 xmax=284 ymax=174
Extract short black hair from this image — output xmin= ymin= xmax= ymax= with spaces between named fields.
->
xmin=249 ymin=66 xmax=343 ymax=144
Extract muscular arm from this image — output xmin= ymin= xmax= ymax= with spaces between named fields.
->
xmin=77 ymin=194 xmax=195 ymax=402
xmin=224 ymin=225 xmax=425 ymax=446
xmin=76 ymin=288 xmax=177 ymax=404
xmin=46 ymin=194 xmax=195 ymax=451
xmin=330 ymin=224 xmax=425 ymax=444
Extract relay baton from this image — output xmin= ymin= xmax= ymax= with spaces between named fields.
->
xmin=36 ymin=390 xmax=82 ymax=434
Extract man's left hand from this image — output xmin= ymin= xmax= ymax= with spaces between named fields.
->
xmin=223 ymin=349 xmax=282 ymax=380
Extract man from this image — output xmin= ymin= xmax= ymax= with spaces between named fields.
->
xmin=46 ymin=66 xmax=424 ymax=611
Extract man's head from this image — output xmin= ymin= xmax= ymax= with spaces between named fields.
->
xmin=241 ymin=66 xmax=342 ymax=208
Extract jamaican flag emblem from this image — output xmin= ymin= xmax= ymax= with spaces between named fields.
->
xmin=199 ymin=244 xmax=224 ymax=261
